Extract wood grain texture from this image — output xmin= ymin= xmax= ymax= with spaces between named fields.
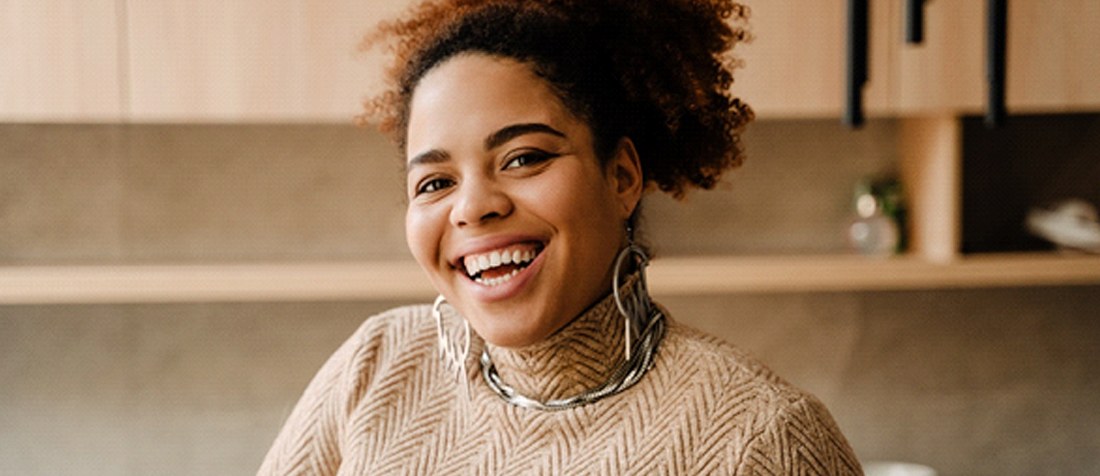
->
xmin=899 ymin=116 xmax=961 ymax=263
xmin=0 ymin=0 xmax=123 ymax=121
xmin=5 ymin=253 xmax=1100 ymax=304
xmin=124 ymin=0 xmax=411 ymax=122
xmin=736 ymin=0 xmax=895 ymax=118
xmin=1006 ymin=0 xmax=1100 ymax=111
xmin=895 ymin=0 xmax=1100 ymax=113
xmin=894 ymin=0 xmax=984 ymax=112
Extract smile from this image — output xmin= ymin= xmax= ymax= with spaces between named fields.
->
xmin=460 ymin=243 xmax=544 ymax=287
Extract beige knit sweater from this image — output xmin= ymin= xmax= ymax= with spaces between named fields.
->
xmin=260 ymin=292 xmax=862 ymax=475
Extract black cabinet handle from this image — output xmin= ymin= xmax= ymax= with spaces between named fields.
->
xmin=845 ymin=0 xmax=869 ymax=128
xmin=906 ymin=0 xmax=926 ymax=44
xmin=986 ymin=0 xmax=1007 ymax=127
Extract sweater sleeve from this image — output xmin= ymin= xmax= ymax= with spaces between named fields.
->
xmin=258 ymin=324 xmax=373 ymax=476
xmin=736 ymin=395 xmax=863 ymax=475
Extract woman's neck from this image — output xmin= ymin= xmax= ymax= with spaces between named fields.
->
xmin=480 ymin=279 xmax=631 ymax=402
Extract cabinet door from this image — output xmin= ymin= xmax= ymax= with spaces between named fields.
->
xmin=1007 ymin=0 xmax=1100 ymax=111
xmin=896 ymin=0 xmax=1100 ymax=113
xmin=0 ymin=0 xmax=123 ymax=121
xmin=125 ymin=0 xmax=411 ymax=122
xmin=736 ymin=0 xmax=894 ymax=118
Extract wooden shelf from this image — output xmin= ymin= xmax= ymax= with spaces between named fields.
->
xmin=2 ymin=253 xmax=1098 ymax=305
xmin=0 ymin=261 xmax=434 ymax=305
xmin=648 ymin=253 xmax=1100 ymax=294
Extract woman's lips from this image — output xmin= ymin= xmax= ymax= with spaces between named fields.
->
xmin=458 ymin=244 xmax=546 ymax=302
xmin=460 ymin=242 xmax=543 ymax=281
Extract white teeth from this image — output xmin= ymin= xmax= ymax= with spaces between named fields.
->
xmin=461 ymin=245 xmax=541 ymax=279
xmin=474 ymin=268 xmax=520 ymax=287
xmin=463 ymin=255 xmax=477 ymax=275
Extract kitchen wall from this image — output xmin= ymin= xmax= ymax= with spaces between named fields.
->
xmin=2 ymin=121 xmax=1098 ymax=475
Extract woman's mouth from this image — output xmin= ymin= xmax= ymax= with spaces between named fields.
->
xmin=460 ymin=242 xmax=544 ymax=287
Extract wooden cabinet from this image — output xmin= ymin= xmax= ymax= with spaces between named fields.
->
xmin=736 ymin=0 xmax=895 ymax=118
xmin=745 ymin=0 xmax=1100 ymax=117
xmin=895 ymin=0 xmax=1100 ymax=113
xmin=1007 ymin=1 xmax=1100 ymax=111
xmin=0 ymin=0 xmax=124 ymax=121
xmin=124 ymin=0 xmax=410 ymax=122
xmin=893 ymin=1 xmax=1100 ymax=262
xmin=4 ymin=0 xmax=1095 ymax=121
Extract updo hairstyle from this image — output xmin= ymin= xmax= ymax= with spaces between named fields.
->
xmin=363 ymin=0 xmax=753 ymax=198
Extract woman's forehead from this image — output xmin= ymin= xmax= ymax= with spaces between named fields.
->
xmin=405 ymin=54 xmax=585 ymax=159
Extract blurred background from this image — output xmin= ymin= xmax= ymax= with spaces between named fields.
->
xmin=2 ymin=1 xmax=1099 ymax=475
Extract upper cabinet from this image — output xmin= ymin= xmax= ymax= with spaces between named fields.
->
xmin=896 ymin=0 xmax=1100 ymax=114
xmin=736 ymin=0 xmax=895 ymax=118
xmin=0 ymin=0 xmax=124 ymax=121
xmin=3 ymin=0 xmax=1096 ymax=122
xmin=744 ymin=0 xmax=1100 ymax=118
xmin=125 ymin=0 xmax=411 ymax=122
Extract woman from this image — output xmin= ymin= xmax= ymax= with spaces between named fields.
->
xmin=261 ymin=0 xmax=862 ymax=474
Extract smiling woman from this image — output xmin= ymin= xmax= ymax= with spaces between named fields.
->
xmin=259 ymin=1 xmax=862 ymax=474
xmin=404 ymin=54 xmax=639 ymax=349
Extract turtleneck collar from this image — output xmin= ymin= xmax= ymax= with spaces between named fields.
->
xmin=480 ymin=274 xmax=638 ymax=402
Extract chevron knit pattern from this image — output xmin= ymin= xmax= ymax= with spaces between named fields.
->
xmin=259 ymin=292 xmax=863 ymax=475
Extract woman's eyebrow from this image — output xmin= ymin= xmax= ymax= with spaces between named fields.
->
xmin=484 ymin=123 xmax=566 ymax=150
xmin=407 ymin=149 xmax=450 ymax=170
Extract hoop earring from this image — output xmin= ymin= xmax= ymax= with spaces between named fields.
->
xmin=612 ymin=241 xmax=652 ymax=360
xmin=432 ymin=295 xmax=470 ymax=398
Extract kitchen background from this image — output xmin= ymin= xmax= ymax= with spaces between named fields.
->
xmin=2 ymin=1 xmax=1099 ymax=475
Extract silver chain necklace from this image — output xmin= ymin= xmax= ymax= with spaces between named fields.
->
xmin=480 ymin=305 xmax=667 ymax=411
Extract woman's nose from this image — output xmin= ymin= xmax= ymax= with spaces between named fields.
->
xmin=449 ymin=176 xmax=513 ymax=227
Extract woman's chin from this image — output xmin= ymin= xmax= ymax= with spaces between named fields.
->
xmin=474 ymin=319 xmax=555 ymax=348
xmin=448 ymin=294 xmax=549 ymax=348
xmin=441 ymin=248 xmax=585 ymax=348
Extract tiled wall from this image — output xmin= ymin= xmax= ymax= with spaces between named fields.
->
xmin=2 ymin=122 xmax=1098 ymax=475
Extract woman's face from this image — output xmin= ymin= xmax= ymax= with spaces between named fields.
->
xmin=405 ymin=53 xmax=642 ymax=348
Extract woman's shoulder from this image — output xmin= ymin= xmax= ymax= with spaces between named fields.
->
xmin=661 ymin=319 xmax=794 ymax=399
xmin=347 ymin=303 xmax=436 ymax=345
xmin=310 ymin=304 xmax=441 ymax=397
xmin=328 ymin=304 xmax=439 ymax=372
xmin=659 ymin=319 xmax=862 ymax=474
xmin=657 ymin=317 xmax=827 ymax=420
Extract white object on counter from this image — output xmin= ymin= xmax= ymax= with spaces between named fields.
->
xmin=1026 ymin=199 xmax=1100 ymax=253
xmin=863 ymin=461 xmax=938 ymax=476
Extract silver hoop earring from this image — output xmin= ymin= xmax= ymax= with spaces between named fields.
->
xmin=432 ymin=295 xmax=471 ymax=398
xmin=612 ymin=242 xmax=652 ymax=359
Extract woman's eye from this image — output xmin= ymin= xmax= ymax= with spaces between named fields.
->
xmin=503 ymin=151 xmax=553 ymax=170
xmin=415 ymin=177 xmax=454 ymax=196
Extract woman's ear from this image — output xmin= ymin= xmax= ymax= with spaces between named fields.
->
xmin=606 ymin=137 xmax=644 ymax=218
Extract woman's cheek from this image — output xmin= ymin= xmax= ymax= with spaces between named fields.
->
xmin=405 ymin=204 xmax=446 ymax=269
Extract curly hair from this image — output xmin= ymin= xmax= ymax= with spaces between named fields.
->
xmin=362 ymin=0 xmax=753 ymax=198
